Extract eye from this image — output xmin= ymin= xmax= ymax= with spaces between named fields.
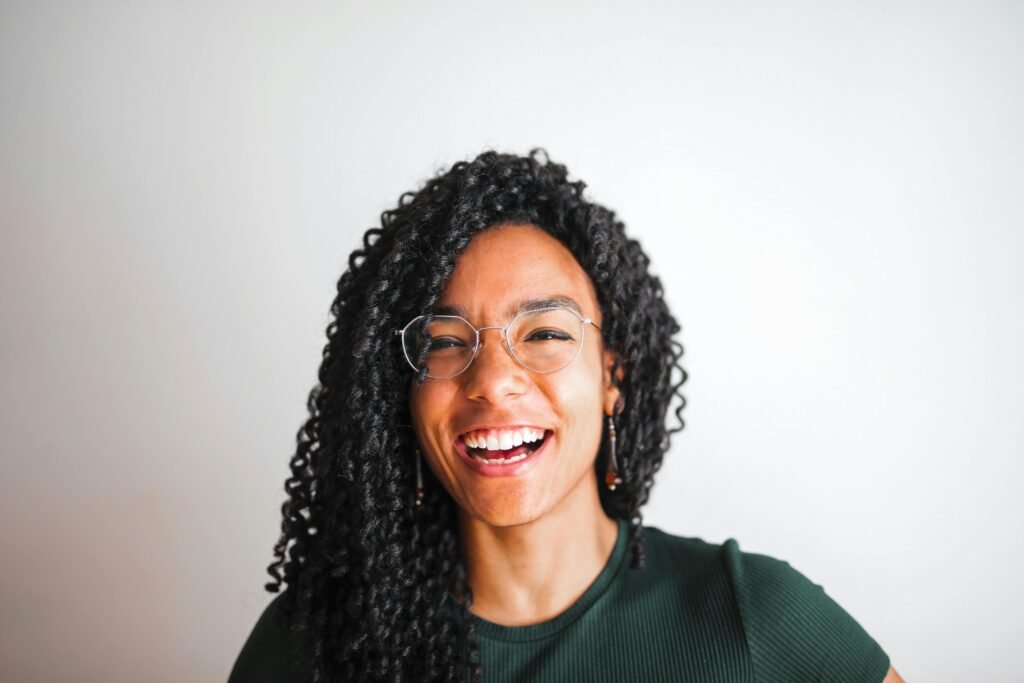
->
xmin=427 ymin=336 xmax=469 ymax=351
xmin=526 ymin=328 xmax=574 ymax=342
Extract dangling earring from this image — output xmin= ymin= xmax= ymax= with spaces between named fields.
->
xmin=605 ymin=416 xmax=623 ymax=491
xmin=415 ymin=448 xmax=425 ymax=507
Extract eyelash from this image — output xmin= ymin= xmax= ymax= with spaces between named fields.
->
xmin=430 ymin=337 xmax=467 ymax=349
xmin=427 ymin=330 xmax=574 ymax=349
xmin=526 ymin=329 xmax=574 ymax=342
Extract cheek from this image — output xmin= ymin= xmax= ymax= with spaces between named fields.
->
xmin=549 ymin=358 xmax=606 ymax=440
xmin=408 ymin=382 xmax=446 ymax=446
xmin=555 ymin=378 xmax=603 ymax=420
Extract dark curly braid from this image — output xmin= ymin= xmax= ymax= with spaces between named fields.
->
xmin=263 ymin=149 xmax=687 ymax=682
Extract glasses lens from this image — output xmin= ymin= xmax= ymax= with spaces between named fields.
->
xmin=402 ymin=316 xmax=476 ymax=378
xmin=508 ymin=307 xmax=584 ymax=373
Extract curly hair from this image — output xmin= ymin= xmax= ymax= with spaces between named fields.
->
xmin=263 ymin=149 xmax=687 ymax=682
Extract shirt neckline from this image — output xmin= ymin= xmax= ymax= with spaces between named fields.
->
xmin=470 ymin=516 xmax=629 ymax=643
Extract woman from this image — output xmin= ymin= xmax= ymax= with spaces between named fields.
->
xmin=229 ymin=150 xmax=903 ymax=682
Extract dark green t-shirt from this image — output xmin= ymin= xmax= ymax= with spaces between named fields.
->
xmin=229 ymin=518 xmax=890 ymax=682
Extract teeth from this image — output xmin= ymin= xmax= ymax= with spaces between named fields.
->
xmin=462 ymin=427 xmax=546 ymax=452
xmin=472 ymin=452 xmax=529 ymax=465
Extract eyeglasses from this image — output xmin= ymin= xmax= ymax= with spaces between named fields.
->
xmin=395 ymin=306 xmax=602 ymax=379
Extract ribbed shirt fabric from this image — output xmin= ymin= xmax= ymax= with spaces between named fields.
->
xmin=228 ymin=518 xmax=890 ymax=682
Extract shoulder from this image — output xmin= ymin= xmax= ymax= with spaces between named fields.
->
xmin=640 ymin=526 xmax=891 ymax=683
xmin=228 ymin=592 xmax=311 ymax=683
xmin=639 ymin=523 xmax=725 ymax=573
xmin=720 ymin=537 xmax=891 ymax=682
xmin=632 ymin=525 xmax=745 ymax=629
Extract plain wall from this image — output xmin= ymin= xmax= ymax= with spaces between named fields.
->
xmin=1 ymin=1 xmax=1021 ymax=681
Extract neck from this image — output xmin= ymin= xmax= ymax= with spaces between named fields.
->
xmin=457 ymin=472 xmax=620 ymax=627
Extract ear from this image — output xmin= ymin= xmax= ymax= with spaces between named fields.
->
xmin=602 ymin=348 xmax=625 ymax=416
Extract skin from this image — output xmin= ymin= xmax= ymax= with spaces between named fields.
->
xmin=884 ymin=667 xmax=905 ymax=682
xmin=408 ymin=223 xmax=906 ymax=682
xmin=409 ymin=223 xmax=621 ymax=626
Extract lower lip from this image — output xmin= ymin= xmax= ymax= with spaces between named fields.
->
xmin=454 ymin=433 xmax=551 ymax=477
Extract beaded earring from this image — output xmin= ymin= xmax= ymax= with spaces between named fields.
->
xmin=605 ymin=416 xmax=623 ymax=491
xmin=415 ymin=448 xmax=425 ymax=507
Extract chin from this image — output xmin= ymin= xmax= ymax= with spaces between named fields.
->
xmin=462 ymin=494 xmax=548 ymax=529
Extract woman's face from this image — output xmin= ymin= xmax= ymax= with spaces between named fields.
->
xmin=409 ymin=224 xmax=620 ymax=527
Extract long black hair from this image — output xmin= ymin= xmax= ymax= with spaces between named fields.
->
xmin=264 ymin=149 xmax=687 ymax=682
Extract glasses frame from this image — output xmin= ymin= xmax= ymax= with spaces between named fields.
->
xmin=395 ymin=305 xmax=602 ymax=379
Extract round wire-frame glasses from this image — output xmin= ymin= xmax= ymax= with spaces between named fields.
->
xmin=395 ymin=305 xmax=602 ymax=379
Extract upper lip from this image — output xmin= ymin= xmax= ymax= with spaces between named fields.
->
xmin=455 ymin=424 xmax=550 ymax=439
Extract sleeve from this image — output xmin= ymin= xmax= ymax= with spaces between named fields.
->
xmin=227 ymin=593 xmax=311 ymax=683
xmin=721 ymin=539 xmax=891 ymax=683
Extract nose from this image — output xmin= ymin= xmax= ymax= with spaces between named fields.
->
xmin=461 ymin=328 xmax=529 ymax=404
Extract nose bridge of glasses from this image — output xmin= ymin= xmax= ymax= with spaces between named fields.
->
xmin=473 ymin=324 xmax=513 ymax=352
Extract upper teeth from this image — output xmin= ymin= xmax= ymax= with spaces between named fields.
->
xmin=462 ymin=428 xmax=545 ymax=451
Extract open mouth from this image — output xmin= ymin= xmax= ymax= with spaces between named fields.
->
xmin=458 ymin=427 xmax=550 ymax=466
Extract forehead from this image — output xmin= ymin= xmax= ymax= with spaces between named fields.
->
xmin=434 ymin=223 xmax=599 ymax=321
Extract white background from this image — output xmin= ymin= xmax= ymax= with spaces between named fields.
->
xmin=2 ymin=1 xmax=1021 ymax=681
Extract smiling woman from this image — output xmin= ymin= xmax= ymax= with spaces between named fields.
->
xmin=227 ymin=150 xmax=902 ymax=682
xmin=407 ymin=226 xmax=622 ymax=538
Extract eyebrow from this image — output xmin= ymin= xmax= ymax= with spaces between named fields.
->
xmin=431 ymin=296 xmax=584 ymax=320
